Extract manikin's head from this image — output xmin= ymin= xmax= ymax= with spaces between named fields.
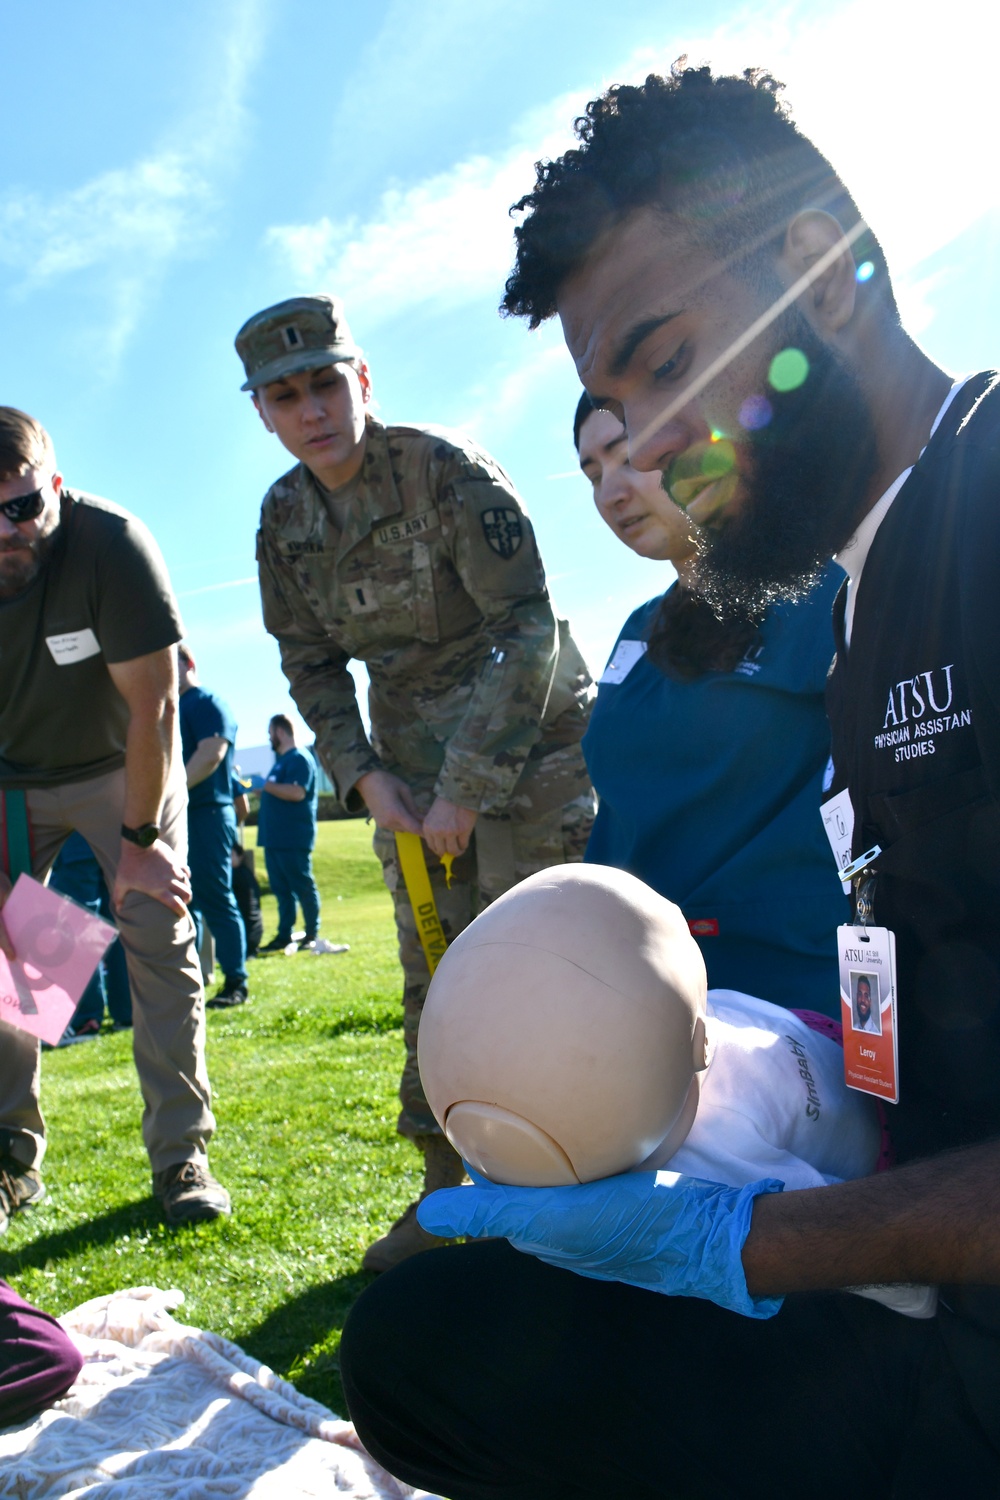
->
xmin=418 ymin=864 xmax=710 ymax=1186
xmin=503 ymin=65 xmax=893 ymax=621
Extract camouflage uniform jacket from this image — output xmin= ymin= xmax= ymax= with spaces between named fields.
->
xmin=257 ymin=418 xmax=593 ymax=812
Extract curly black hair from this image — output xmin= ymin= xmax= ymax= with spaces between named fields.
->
xmin=503 ymin=62 xmax=892 ymax=327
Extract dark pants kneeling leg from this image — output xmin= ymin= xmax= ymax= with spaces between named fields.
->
xmin=0 ymin=1279 xmax=83 ymax=1427
xmin=341 ymin=1239 xmax=1000 ymax=1500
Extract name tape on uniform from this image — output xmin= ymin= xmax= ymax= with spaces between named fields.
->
xmin=374 ymin=509 xmax=439 ymax=546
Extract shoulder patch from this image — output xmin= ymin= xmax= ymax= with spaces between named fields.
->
xmin=481 ymin=507 xmax=522 ymax=559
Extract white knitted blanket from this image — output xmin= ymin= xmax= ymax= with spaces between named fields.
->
xmin=0 ymin=1286 xmax=441 ymax=1499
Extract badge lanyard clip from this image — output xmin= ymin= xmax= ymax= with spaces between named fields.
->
xmin=846 ymin=845 xmax=881 ymax=944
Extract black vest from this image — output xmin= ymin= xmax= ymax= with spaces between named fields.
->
xmin=828 ymin=374 xmax=1000 ymax=1429
xmin=828 ymin=372 xmax=1000 ymax=1165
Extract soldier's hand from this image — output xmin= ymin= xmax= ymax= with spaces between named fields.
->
xmin=113 ymin=838 xmax=192 ymax=918
xmin=0 ymin=870 xmax=13 ymax=959
xmin=422 ymin=797 xmax=478 ymax=857
xmin=355 ymin=769 xmax=423 ymax=834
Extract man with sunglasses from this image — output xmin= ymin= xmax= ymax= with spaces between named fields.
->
xmin=0 ymin=406 xmax=229 ymax=1232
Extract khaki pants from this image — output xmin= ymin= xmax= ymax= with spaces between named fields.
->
xmin=0 ymin=766 xmax=215 ymax=1176
xmin=374 ymin=741 xmax=596 ymax=1138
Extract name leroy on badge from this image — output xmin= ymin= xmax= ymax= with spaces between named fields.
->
xmin=837 ymin=923 xmax=899 ymax=1104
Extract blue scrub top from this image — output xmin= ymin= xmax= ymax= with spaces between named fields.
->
xmin=583 ymin=569 xmax=849 ymax=1012
xmin=179 ymin=686 xmax=237 ymax=810
xmin=257 ymin=745 xmax=318 ymax=851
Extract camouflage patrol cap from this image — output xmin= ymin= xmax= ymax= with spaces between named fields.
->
xmin=235 ymin=295 xmax=360 ymax=391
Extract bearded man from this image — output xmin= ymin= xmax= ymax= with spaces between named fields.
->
xmin=339 ymin=65 xmax=1000 ymax=1497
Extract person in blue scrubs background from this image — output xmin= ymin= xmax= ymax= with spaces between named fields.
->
xmin=177 ymin=645 xmax=249 ymax=1008
xmin=48 ymin=831 xmax=132 ymax=1040
xmin=256 ymin=713 xmax=322 ymax=952
xmin=575 ymin=393 xmax=847 ymax=1013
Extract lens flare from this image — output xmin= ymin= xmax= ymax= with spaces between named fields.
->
xmin=738 ymin=395 xmax=773 ymax=431
xmin=768 ymin=348 xmax=809 ymax=393
xmin=856 ymin=261 xmax=875 ymax=283
xmin=666 ymin=438 xmax=736 ymax=509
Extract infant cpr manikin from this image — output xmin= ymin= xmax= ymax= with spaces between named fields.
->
xmin=418 ymin=862 xmax=938 ymax=1320
xmin=418 ymin=863 xmax=711 ymax=1186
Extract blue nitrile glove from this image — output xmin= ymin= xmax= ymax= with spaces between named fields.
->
xmin=417 ymin=1169 xmax=785 ymax=1319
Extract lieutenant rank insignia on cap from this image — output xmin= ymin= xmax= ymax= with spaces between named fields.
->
xmin=234 ymin=294 xmax=361 ymax=391
xmin=482 ymin=507 xmax=522 ymax=558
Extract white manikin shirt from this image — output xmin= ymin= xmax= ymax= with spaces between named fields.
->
xmin=652 ymin=990 xmax=880 ymax=1188
xmin=650 ymin=990 xmax=936 ymax=1318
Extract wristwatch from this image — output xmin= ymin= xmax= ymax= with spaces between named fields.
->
xmin=121 ymin=822 xmax=160 ymax=848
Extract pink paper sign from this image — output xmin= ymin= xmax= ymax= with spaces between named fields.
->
xmin=0 ymin=875 xmax=117 ymax=1046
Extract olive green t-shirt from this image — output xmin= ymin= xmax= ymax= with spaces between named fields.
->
xmin=0 ymin=490 xmax=185 ymax=787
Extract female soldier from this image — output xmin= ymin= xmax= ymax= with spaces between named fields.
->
xmin=237 ymin=296 xmax=595 ymax=1270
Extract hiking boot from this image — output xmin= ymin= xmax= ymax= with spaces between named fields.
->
xmin=362 ymin=1134 xmax=467 ymax=1274
xmin=153 ymin=1161 xmax=231 ymax=1225
xmin=0 ymin=1151 xmax=46 ymax=1235
xmin=207 ymin=981 xmax=248 ymax=1009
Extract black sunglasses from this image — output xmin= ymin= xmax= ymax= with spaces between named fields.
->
xmin=0 ymin=487 xmax=46 ymax=523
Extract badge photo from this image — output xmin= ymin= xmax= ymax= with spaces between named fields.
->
xmin=837 ymin=923 xmax=899 ymax=1103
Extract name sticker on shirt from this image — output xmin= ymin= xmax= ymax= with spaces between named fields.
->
xmin=599 ymin=639 xmax=646 ymax=685
xmin=837 ymin=923 xmax=899 ymax=1104
xmin=820 ymin=787 xmax=855 ymax=893
xmin=374 ymin=509 xmax=439 ymax=546
xmin=45 ymin=628 xmax=101 ymax=666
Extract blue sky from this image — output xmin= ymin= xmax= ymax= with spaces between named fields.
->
xmin=3 ymin=0 xmax=999 ymax=761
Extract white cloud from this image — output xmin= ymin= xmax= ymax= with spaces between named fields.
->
xmin=265 ymin=90 xmax=586 ymax=328
xmin=266 ymin=1 xmax=999 ymax=335
xmin=0 ymin=0 xmax=266 ymax=372
xmin=454 ymin=340 xmax=574 ymax=442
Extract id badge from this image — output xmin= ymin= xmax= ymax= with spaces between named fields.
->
xmin=837 ymin=923 xmax=899 ymax=1103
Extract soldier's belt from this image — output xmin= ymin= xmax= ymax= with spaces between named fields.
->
xmin=394 ymin=832 xmax=454 ymax=975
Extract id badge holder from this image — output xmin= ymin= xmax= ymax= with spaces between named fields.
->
xmin=837 ymin=853 xmax=899 ymax=1104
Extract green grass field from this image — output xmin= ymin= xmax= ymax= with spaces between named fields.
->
xmin=0 ymin=819 xmax=413 ymax=1414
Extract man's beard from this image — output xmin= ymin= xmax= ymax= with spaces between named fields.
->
xmin=0 ymin=533 xmax=54 ymax=600
xmin=691 ymin=313 xmax=879 ymax=622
